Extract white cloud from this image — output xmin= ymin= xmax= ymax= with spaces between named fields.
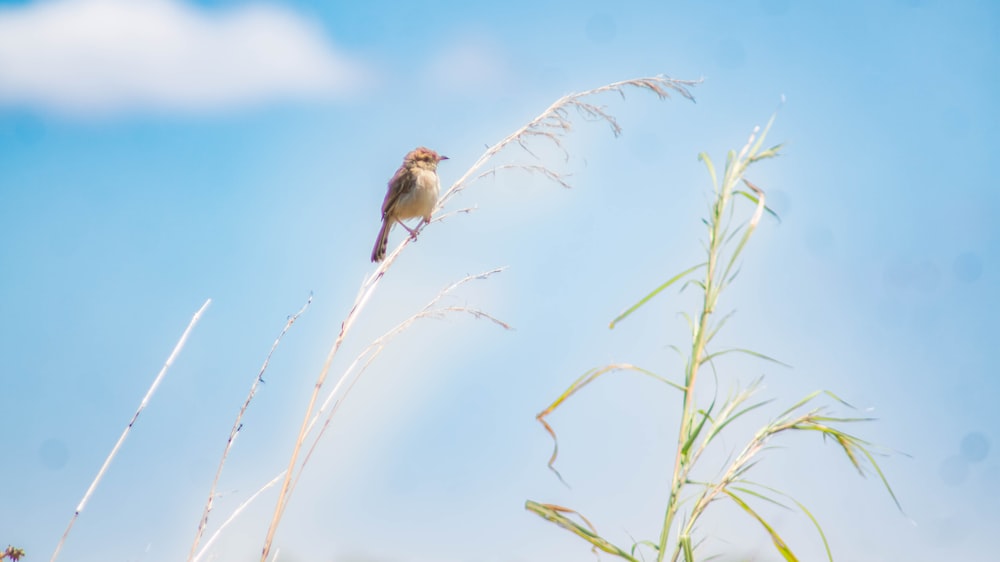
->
xmin=0 ymin=0 xmax=369 ymax=114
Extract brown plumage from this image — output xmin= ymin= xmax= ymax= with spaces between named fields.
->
xmin=371 ymin=147 xmax=448 ymax=262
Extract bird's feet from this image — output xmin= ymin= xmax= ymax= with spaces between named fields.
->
xmin=396 ymin=219 xmax=421 ymax=240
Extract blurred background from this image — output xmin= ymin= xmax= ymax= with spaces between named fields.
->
xmin=1 ymin=0 xmax=997 ymax=560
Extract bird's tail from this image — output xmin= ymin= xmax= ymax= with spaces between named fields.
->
xmin=371 ymin=219 xmax=391 ymax=262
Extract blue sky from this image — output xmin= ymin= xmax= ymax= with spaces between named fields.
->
xmin=1 ymin=0 xmax=998 ymax=560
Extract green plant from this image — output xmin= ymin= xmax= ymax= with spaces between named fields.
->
xmin=527 ymin=116 xmax=900 ymax=561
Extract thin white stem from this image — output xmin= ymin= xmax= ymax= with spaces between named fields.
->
xmin=50 ymin=299 xmax=212 ymax=562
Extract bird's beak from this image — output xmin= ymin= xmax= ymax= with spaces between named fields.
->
xmin=439 ymin=155 xmax=450 ymax=161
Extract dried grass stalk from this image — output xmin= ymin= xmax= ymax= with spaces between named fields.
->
xmin=258 ymin=75 xmax=698 ymax=561
xmin=50 ymin=299 xmax=212 ymax=562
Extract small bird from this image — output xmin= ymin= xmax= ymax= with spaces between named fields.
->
xmin=371 ymin=147 xmax=449 ymax=262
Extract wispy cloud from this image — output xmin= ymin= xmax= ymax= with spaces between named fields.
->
xmin=0 ymin=0 xmax=370 ymax=114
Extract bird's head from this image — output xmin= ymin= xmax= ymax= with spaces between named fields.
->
xmin=407 ymin=146 xmax=449 ymax=169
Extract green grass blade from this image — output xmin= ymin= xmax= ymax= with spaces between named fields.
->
xmin=609 ymin=262 xmax=706 ymax=329
xmin=775 ymin=390 xmax=823 ymax=418
xmin=684 ymin=399 xmax=717 ymax=456
xmin=736 ymin=481 xmax=833 ymax=562
xmin=525 ymin=501 xmax=639 ymax=561
xmin=723 ymin=150 xmax=736 ymax=186
xmin=704 ymin=310 xmax=736 ymax=345
xmin=728 ymin=485 xmax=792 ymax=511
xmin=699 ymin=152 xmax=718 ymax=191
xmin=724 ymin=490 xmax=799 ymax=561
xmin=819 ymin=389 xmax=859 ymax=410
xmin=857 ymin=445 xmax=905 ymax=513
xmin=734 ymin=189 xmax=781 ymax=223
xmin=749 ymin=143 xmax=784 ymax=163
xmin=709 ymin=398 xmax=774 ymax=440
xmin=720 ymin=194 xmax=765 ymax=284
xmin=750 ymin=112 xmax=778 ymax=156
xmin=699 ymin=348 xmax=792 ymax=368
xmin=632 ymin=539 xmax=659 ymax=556
xmin=791 ymin=496 xmax=833 ymax=562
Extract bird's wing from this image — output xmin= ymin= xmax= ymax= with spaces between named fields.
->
xmin=382 ymin=164 xmax=417 ymax=220
xmin=381 ymin=164 xmax=412 ymax=219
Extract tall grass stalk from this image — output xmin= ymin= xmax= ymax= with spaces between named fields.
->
xmin=529 ymin=116 xmax=900 ymax=561
xmin=655 ymin=121 xmax=779 ymax=562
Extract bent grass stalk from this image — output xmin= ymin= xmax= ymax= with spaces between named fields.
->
xmin=258 ymin=75 xmax=699 ymax=561
xmin=528 ymin=116 xmax=900 ymax=561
